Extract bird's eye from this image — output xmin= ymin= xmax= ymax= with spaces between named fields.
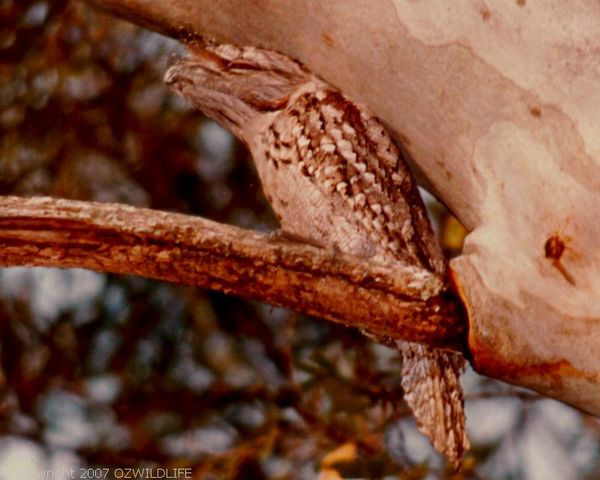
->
xmin=228 ymin=59 xmax=261 ymax=71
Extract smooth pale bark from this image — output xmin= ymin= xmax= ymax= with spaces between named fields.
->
xmin=82 ymin=0 xmax=600 ymax=414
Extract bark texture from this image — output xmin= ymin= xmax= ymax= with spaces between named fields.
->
xmin=0 ymin=196 xmax=466 ymax=351
xmin=82 ymin=0 xmax=600 ymax=415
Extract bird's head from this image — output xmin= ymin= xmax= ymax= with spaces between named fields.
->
xmin=165 ymin=43 xmax=309 ymax=141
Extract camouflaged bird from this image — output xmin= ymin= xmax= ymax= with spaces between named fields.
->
xmin=165 ymin=42 xmax=468 ymax=465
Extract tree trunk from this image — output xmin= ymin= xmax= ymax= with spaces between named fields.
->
xmin=82 ymin=0 xmax=600 ymax=415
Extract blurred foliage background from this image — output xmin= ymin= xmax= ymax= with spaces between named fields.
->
xmin=1 ymin=1 xmax=600 ymax=479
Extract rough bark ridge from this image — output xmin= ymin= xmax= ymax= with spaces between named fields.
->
xmin=83 ymin=0 xmax=600 ymax=415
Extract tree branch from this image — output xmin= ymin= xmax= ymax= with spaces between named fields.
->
xmin=0 ymin=196 xmax=466 ymax=352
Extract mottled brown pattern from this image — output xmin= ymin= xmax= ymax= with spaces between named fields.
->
xmin=165 ymin=43 xmax=468 ymax=466
xmin=263 ymin=89 xmax=444 ymax=273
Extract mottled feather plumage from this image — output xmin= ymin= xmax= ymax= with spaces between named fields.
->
xmin=165 ymin=43 xmax=468 ymax=465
